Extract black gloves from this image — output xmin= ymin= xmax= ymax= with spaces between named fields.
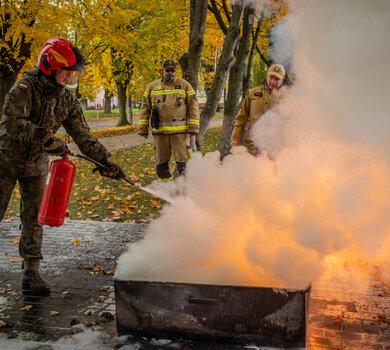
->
xmin=93 ymin=157 xmax=125 ymax=180
xmin=42 ymin=132 xmax=68 ymax=156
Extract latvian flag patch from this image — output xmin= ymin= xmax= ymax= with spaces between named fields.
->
xmin=18 ymin=83 xmax=28 ymax=90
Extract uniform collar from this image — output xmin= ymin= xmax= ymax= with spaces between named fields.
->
xmin=39 ymin=74 xmax=63 ymax=96
xmin=161 ymin=76 xmax=178 ymax=85
xmin=261 ymin=81 xmax=272 ymax=94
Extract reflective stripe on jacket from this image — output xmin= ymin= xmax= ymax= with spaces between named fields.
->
xmin=138 ymin=77 xmax=200 ymax=135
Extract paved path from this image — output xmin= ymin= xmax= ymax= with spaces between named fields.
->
xmin=66 ymin=119 xmax=223 ymax=154
xmin=0 ymin=220 xmax=146 ymax=349
xmin=1 ymin=219 xmax=389 ymax=349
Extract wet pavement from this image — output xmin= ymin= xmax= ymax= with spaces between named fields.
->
xmin=0 ymin=220 xmax=146 ymax=348
xmin=0 ymin=219 xmax=390 ymax=349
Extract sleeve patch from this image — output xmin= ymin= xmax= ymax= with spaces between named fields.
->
xmin=254 ymin=92 xmax=263 ymax=97
xmin=18 ymin=83 xmax=28 ymax=90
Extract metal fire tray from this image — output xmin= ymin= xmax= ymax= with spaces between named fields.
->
xmin=115 ymin=280 xmax=310 ymax=348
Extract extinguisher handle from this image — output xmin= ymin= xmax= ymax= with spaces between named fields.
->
xmin=68 ymin=152 xmax=111 ymax=172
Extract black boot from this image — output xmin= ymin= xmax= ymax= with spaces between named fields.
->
xmin=22 ymin=271 xmax=50 ymax=296
xmin=156 ymin=161 xmax=172 ymax=181
xmin=173 ymin=161 xmax=186 ymax=178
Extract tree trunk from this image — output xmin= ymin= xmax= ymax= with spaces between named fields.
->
xmin=180 ymin=0 xmax=208 ymax=92
xmin=127 ymin=94 xmax=133 ymax=124
xmin=242 ymin=11 xmax=264 ymax=99
xmin=116 ymin=82 xmax=130 ymax=126
xmin=219 ymin=6 xmax=255 ymax=158
xmin=0 ymin=71 xmax=19 ymax=111
xmin=196 ymin=3 xmax=244 ymax=151
xmin=104 ymin=89 xmax=112 ymax=114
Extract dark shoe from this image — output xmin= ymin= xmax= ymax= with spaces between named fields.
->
xmin=22 ymin=271 xmax=50 ymax=296
xmin=173 ymin=161 xmax=186 ymax=178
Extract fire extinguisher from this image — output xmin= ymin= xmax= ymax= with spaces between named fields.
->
xmin=38 ymin=152 xmax=76 ymax=227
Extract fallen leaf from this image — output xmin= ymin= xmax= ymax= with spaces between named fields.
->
xmin=22 ymin=305 xmax=33 ymax=311
xmin=50 ymin=311 xmax=59 ymax=316
xmin=72 ymin=239 xmax=81 ymax=245
xmin=106 ymin=204 xmax=114 ymax=210
xmin=77 ymin=264 xmax=83 ymax=269
xmin=9 ymin=258 xmax=22 ymax=263
xmin=4 ymin=288 xmax=12 ymax=293
xmin=97 ymin=296 xmax=105 ymax=303
xmin=0 ymin=320 xmax=6 ymax=327
xmin=11 ymin=237 xmax=19 ymax=244
xmin=104 ymin=257 xmax=112 ymax=260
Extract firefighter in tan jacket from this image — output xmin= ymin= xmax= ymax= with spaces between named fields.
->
xmin=138 ymin=60 xmax=200 ymax=181
xmin=231 ymin=64 xmax=286 ymax=155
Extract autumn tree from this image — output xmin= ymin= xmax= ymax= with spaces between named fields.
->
xmin=179 ymin=0 xmax=208 ymax=92
xmin=218 ymin=5 xmax=257 ymax=158
xmin=196 ymin=0 xmax=288 ymax=152
xmin=0 ymin=0 xmax=68 ymax=109
xmin=196 ymin=1 xmax=244 ymax=150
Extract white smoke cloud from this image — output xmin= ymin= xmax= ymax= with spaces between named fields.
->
xmin=116 ymin=0 xmax=390 ymax=288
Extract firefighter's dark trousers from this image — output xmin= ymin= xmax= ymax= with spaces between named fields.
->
xmin=153 ymin=134 xmax=191 ymax=181
xmin=0 ymin=166 xmax=46 ymax=268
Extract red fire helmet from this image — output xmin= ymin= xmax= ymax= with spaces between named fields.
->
xmin=37 ymin=37 xmax=85 ymax=75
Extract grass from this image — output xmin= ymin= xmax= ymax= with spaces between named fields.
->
xmin=4 ymin=127 xmax=221 ymax=223
xmin=83 ymin=108 xmax=140 ymax=121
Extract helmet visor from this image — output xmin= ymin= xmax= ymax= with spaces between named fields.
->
xmin=64 ymin=71 xmax=81 ymax=89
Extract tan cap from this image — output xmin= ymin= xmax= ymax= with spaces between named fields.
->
xmin=268 ymin=64 xmax=285 ymax=79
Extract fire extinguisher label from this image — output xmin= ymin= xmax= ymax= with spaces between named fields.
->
xmin=46 ymin=172 xmax=51 ymax=185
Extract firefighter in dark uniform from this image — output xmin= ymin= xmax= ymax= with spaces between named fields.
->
xmin=230 ymin=64 xmax=286 ymax=155
xmin=138 ymin=60 xmax=200 ymax=181
xmin=0 ymin=37 xmax=125 ymax=296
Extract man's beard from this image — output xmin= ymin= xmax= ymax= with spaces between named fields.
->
xmin=163 ymin=75 xmax=174 ymax=82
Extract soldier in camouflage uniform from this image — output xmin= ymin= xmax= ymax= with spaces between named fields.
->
xmin=0 ymin=38 xmax=125 ymax=296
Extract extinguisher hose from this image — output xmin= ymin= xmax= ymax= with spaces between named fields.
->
xmin=67 ymin=151 xmax=172 ymax=203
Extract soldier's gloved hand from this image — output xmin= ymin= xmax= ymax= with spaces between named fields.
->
xmin=42 ymin=136 xmax=68 ymax=156
xmin=94 ymin=158 xmax=125 ymax=180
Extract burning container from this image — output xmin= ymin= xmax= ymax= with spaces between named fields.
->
xmin=115 ymin=280 xmax=310 ymax=348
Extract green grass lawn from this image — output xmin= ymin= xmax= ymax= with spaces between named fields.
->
xmin=83 ymin=108 xmax=140 ymax=121
xmin=4 ymin=127 xmax=221 ymax=223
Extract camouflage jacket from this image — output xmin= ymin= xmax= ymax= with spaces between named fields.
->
xmin=0 ymin=71 xmax=109 ymax=177
xmin=138 ymin=77 xmax=200 ymax=135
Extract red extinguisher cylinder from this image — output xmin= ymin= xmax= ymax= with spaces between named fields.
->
xmin=38 ymin=156 xmax=76 ymax=227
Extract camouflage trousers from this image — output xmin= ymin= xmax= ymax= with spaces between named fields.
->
xmin=0 ymin=165 xmax=46 ymax=261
